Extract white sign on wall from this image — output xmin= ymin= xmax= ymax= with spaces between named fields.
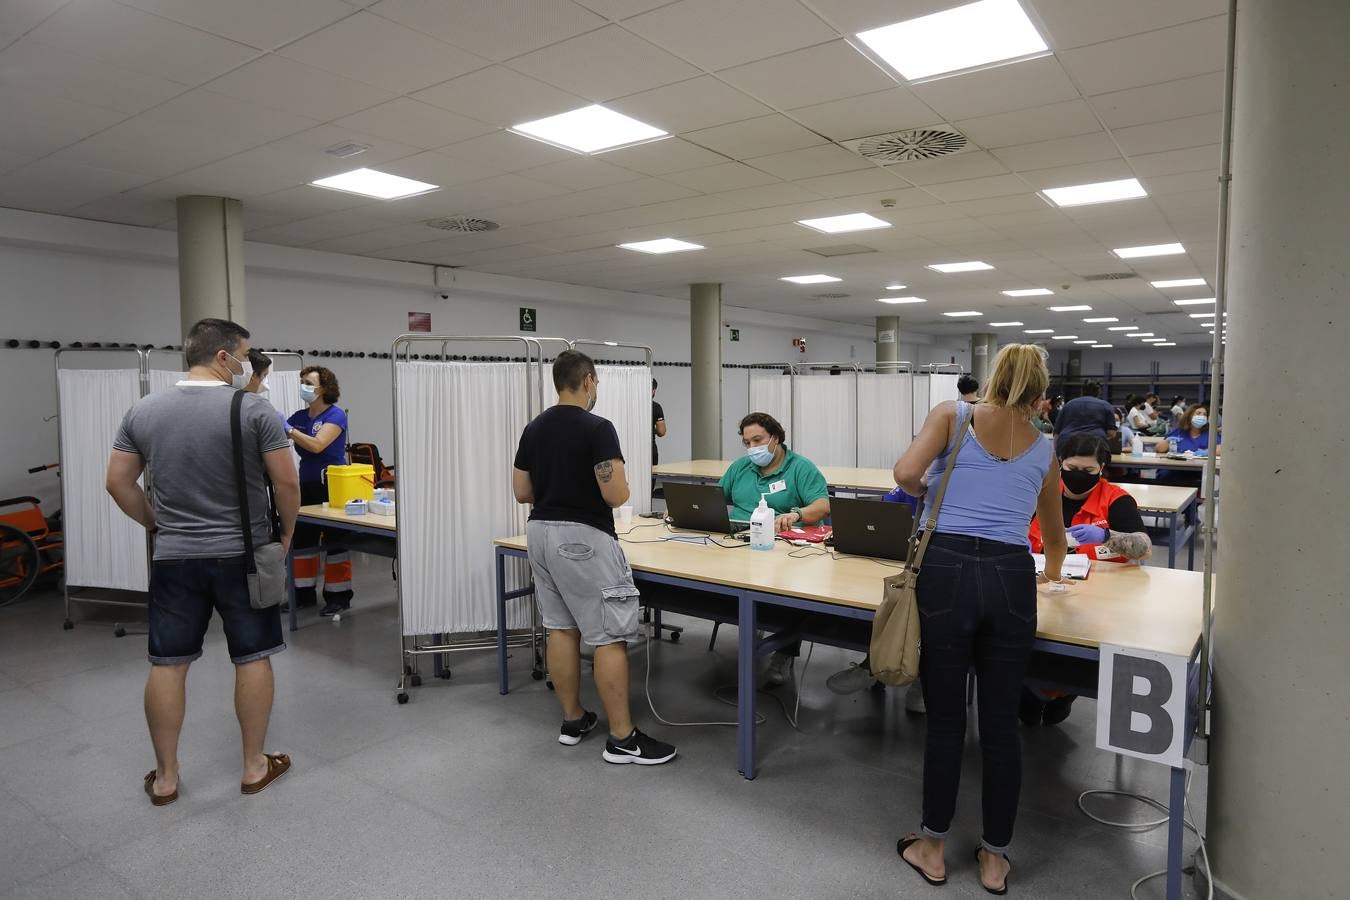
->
xmin=1095 ymin=643 xmax=1189 ymax=768
xmin=878 ymin=328 xmax=897 ymax=345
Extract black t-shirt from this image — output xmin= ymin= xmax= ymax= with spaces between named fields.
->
xmin=1062 ymin=492 xmax=1146 ymax=535
xmin=652 ymin=399 xmax=665 ymax=464
xmin=514 ymin=405 xmax=624 ymax=536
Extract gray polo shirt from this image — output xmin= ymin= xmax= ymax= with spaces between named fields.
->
xmin=113 ymin=381 xmax=291 ymax=560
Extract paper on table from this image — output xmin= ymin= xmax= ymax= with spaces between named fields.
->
xmin=1033 ymin=553 xmax=1092 ymax=580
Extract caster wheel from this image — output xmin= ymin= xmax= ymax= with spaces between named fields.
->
xmin=531 ymin=670 xmax=544 ymax=681
xmin=114 ymin=626 xmax=126 ymax=638
xmin=669 ymin=631 xmax=681 ymax=643
xmin=62 ymin=620 xmax=74 ymax=631
xmin=396 ymin=692 xmax=409 ymax=704
xmin=331 ymin=613 xmax=342 ymax=623
xmin=546 ymin=680 xmax=555 ymax=691
xmin=436 ymin=670 xmax=451 ymax=680
xmin=410 ymin=674 xmax=423 ymax=687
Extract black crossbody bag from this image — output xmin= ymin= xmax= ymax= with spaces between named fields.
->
xmin=231 ymin=391 xmax=286 ymax=609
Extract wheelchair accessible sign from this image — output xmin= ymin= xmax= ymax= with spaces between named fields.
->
xmin=519 ymin=308 xmax=536 ymax=332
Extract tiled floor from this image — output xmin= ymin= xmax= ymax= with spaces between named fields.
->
xmin=0 ymin=542 xmax=1209 ymax=899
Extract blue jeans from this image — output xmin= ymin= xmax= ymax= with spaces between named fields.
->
xmin=915 ymin=533 xmax=1037 ymax=853
xmin=149 ymin=556 xmax=286 ymax=665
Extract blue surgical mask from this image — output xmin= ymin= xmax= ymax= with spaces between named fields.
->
xmin=299 ymin=384 xmax=318 ymax=403
xmin=1191 ymin=415 xmax=1208 ymax=429
xmin=746 ymin=444 xmax=774 ymax=467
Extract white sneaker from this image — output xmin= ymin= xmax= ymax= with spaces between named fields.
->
xmin=826 ymin=662 xmax=876 ymax=695
xmin=763 ymin=651 xmax=793 ymax=687
xmin=905 ymin=680 xmax=926 ymax=714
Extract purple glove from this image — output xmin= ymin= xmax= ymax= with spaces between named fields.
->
xmin=1068 ymin=523 xmax=1108 ymax=545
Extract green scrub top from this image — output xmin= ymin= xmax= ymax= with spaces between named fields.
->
xmin=720 ymin=448 xmax=830 ymax=521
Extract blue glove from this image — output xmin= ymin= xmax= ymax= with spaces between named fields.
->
xmin=1068 ymin=523 xmax=1108 ymax=545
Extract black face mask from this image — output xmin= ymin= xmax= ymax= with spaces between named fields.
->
xmin=1061 ymin=469 xmax=1101 ymax=494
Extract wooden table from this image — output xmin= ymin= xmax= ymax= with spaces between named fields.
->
xmin=1112 ymin=452 xmax=1218 ymax=472
xmin=655 ymin=459 xmax=896 ymax=496
xmin=1118 ymin=483 xmax=1199 ymax=569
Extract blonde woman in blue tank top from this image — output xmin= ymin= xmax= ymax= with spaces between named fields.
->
xmin=893 ymin=344 xmax=1068 ymax=895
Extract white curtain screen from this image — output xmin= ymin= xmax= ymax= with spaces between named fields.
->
xmin=930 ymin=373 xmax=961 ymax=409
xmin=591 ymin=364 xmax=652 ymax=516
xmin=57 ymin=368 xmax=149 ymax=592
xmin=748 ymin=371 xmax=793 ymax=446
xmin=793 ymin=374 xmax=858 ymax=467
xmin=395 ymin=361 xmax=532 ymax=637
xmin=147 ymin=368 xmax=181 ymax=394
xmin=857 ymin=373 xmax=912 ymax=469
xmin=264 ymin=368 xmax=303 ymax=425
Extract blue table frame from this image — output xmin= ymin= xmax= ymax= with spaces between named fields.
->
xmin=289 ymin=511 xmax=396 ymax=633
xmin=1136 ymin=492 xmax=1200 ymax=570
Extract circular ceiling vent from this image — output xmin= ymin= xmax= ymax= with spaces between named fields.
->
xmin=856 ymin=129 xmax=968 ymax=162
xmin=423 ymin=216 xmax=500 ymax=233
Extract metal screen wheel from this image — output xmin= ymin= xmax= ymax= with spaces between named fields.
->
xmin=396 ymin=692 xmax=409 ymax=704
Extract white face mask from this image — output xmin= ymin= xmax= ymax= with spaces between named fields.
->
xmin=299 ymin=383 xmax=318 ymax=404
xmin=225 ymin=352 xmax=252 ymax=391
xmin=256 ymin=376 xmax=270 ymax=398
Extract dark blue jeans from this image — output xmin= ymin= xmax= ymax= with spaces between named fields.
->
xmin=149 ymin=556 xmax=286 ymax=665
xmin=915 ymin=533 xmax=1037 ymax=853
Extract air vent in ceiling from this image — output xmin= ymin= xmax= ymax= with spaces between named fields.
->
xmin=325 ymin=142 xmax=370 ymax=158
xmin=423 ymin=216 xmax=500 ymax=233
xmin=851 ymin=128 xmax=968 ymax=162
xmin=811 ymin=292 xmax=851 ymax=300
xmin=1082 ymin=272 xmax=1139 ymax=281
xmin=804 ymin=243 xmax=877 ymax=257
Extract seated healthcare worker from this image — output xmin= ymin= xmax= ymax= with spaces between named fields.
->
xmin=720 ymin=412 xmax=830 ymax=685
xmin=1022 ymin=432 xmax=1150 ymax=725
xmin=285 ymin=366 xmax=353 ymax=616
xmin=1153 ymin=404 xmax=1219 ymax=455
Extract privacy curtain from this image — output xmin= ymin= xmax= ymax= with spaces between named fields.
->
xmin=591 ymin=364 xmax=653 ymax=516
xmin=395 ymin=361 xmax=533 ymax=637
xmin=857 ymin=373 xmax=912 ymax=469
xmin=748 ymin=371 xmax=793 ymax=446
xmin=57 ymin=368 xmax=149 ymax=592
xmin=793 ymin=373 xmax=858 ymax=467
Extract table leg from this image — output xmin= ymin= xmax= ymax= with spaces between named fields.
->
xmin=1188 ymin=499 xmax=1198 ymax=570
xmin=1165 ymin=765 xmax=1186 ymax=900
xmin=1168 ymin=511 xmax=1179 ymax=569
xmin=496 ymin=550 xmax=509 ymax=695
xmin=738 ymin=591 xmax=757 ymax=780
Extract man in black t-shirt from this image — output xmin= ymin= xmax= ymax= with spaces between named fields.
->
xmin=651 ymin=378 xmax=666 ymax=465
xmin=512 ymin=350 xmax=676 ymax=766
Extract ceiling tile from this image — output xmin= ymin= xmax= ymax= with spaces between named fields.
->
xmin=204 ymin=55 xmax=395 ymax=121
xmin=1111 ymin=112 xmax=1222 ymax=156
xmin=0 ymin=0 xmax=67 ymax=35
xmin=910 ymin=56 xmax=1080 ymax=122
xmin=1089 ymin=72 xmax=1223 ymax=130
xmin=713 ymin=182 xmax=824 ymax=210
xmin=506 ymin=25 xmax=698 ymax=102
xmin=718 ymin=40 xmax=897 ymax=110
xmin=136 ymin=90 xmax=319 ymax=143
xmin=1128 ymin=144 xmax=1219 ymax=178
xmin=624 ymin=0 xmax=837 ymax=71
xmin=49 ymin=118 xmax=274 ymax=177
xmin=1018 ymin=158 xmax=1135 ymax=190
xmin=328 ymin=101 xmax=490 ymax=154
xmin=0 ymin=39 xmax=188 ymax=115
xmin=1058 ymin=17 xmax=1226 ymax=96
xmin=683 ymin=115 xmax=826 ymax=160
xmin=990 ymin=132 xmax=1122 ymax=172
xmin=921 ymin=174 xmax=1031 ymax=203
xmin=1033 ymin=0 xmax=1226 ymax=49
xmin=763 ymin=0 xmax=952 ymax=37
xmin=0 ymin=83 xmax=129 ymax=168
xmin=746 ymin=144 xmax=873 ymax=180
xmin=608 ymin=76 xmax=772 ymax=134
xmin=573 ymin=0 xmax=690 ymax=19
xmin=379 ymin=150 xmax=508 ymax=187
xmin=263 ymin=124 xmax=424 ymax=168
xmin=887 ymin=150 xmax=1009 ymax=186
xmin=600 ymin=137 xmax=728 ymax=175
xmin=412 ymin=65 xmax=585 ymax=128
xmin=662 ymin=162 xmax=780 ymax=193
xmin=280 ymin=11 xmax=489 ymax=93
xmin=955 ymin=99 xmax=1101 ymax=149
xmin=245 ymin=182 xmax=376 ymax=219
xmin=1140 ymin=170 xmax=1219 ymax=197
xmin=0 ymin=159 xmax=154 ymax=212
xmin=67 ymin=193 xmax=179 ymax=227
xmin=369 ymin=0 xmax=606 ymax=61
xmin=516 ymin=157 xmax=646 ymax=190
xmin=117 ymin=0 xmax=353 ymax=50
xmin=793 ymin=166 xmax=909 ymax=198
xmin=439 ymin=130 xmax=577 ymax=171
xmin=26 ymin=0 xmax=257 ymax=85
xmin=787 ymin=88 xmax=941 ymax=141
xmin=136 ymin=147 xmax=333 ymax=199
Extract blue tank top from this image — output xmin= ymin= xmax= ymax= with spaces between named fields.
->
xmin=918 ymin=401 xmax=1054 ymax=547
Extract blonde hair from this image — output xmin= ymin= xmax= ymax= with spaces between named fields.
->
xmin=982 ymin=344 xmax=1049 ymax=412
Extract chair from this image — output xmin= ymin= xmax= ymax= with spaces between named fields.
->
xmin=347 ymin=442 xmax=396 ymax=488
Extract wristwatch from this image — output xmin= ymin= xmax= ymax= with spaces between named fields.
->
xmin=789 ymin=506 xmax=803 ymax=523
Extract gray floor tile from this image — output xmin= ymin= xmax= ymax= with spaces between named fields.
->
xmin=0 ymin=686 xmax=80 ymax=750
xmin=0 ymin=787 xmax=85 ymax=892
xmin=1 ymin=860 xmax=141 ymax=900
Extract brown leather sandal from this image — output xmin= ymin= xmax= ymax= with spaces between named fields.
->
xmin=240 ymin=752 xmax=291 ymax=795
xmin=143 ymin=771 xmax=178 ymax=807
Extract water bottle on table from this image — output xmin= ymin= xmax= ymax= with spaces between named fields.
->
xmin=1168 ymin=436 xmax=1180 ymax=455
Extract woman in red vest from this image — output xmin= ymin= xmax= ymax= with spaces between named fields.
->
xmin=1025 ymin=433 xmax=1152 ymax=725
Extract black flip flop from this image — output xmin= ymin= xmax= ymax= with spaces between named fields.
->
xmin=897 ymin=835 xmax=947 ymax=886
xmin=975 ymin=847 xmax=1011 ymax=895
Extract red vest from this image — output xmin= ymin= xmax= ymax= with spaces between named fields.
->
xmin=1029 ymin=478 xmax=1131 ymax=563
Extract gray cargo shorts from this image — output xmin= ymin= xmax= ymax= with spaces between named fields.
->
xmin=526 ymin=520 xmax=641 ymax=646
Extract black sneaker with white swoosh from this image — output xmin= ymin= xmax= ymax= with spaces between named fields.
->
xmin=602 ymin=729 xmax=677 ymax=766
xmin=559 ymin=710 xmax=599 ymax=746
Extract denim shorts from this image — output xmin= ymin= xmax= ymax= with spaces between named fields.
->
xmin=149 ymin=556 xmax=286 ymax=665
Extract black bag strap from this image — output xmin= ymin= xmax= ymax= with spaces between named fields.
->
xmin=231 ymin=391 xmax=258 ymax=576
xmin=905 ymin=404 xmax=975 ymax=575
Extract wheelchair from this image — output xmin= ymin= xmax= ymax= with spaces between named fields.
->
xmin=0 ymin=464 xmax=64 ymax=607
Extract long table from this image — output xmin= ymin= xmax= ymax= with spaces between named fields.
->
xmin=292 ymin=503 xmax=397 ymax=632
xmin=1111 ymin=452 xmax=1219 ymax=472
xmin=1122 ymin=484 xmax=1199 ymax=569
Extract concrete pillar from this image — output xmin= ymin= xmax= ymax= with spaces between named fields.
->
xmin=689 ymin=283 xmax=722 ymax=459
xmin=969 ymin=333 xmax=995 ymax=386
xmin=875 ymin=316 xmax=899 ymax=370
xmin=176 ymin=196 xmax=245 ymax=339
xmin=1208 ymin=2 xmax=1349 ymax=897
xmin=1066 ymin=349 xmax=1083 ymax=396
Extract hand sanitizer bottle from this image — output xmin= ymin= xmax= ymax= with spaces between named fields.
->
xmin=1131 ymin=433 xmax=1145 ymax=457
xmin=749 ymin=494 xmax=775 ymax=550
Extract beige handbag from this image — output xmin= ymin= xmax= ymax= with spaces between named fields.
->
xmin=869 ymin=408 xmax=973 ymax=686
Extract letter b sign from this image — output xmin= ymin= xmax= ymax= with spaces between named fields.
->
xmin=1096 ymin=644 xmax=1187 ymax=767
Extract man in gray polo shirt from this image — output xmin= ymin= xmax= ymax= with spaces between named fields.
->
xmin=106 ymin=318 xmax=300 ymax=805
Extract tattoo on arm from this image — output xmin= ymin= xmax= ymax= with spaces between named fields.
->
xmin=595 ymin=461 xmax=614 ymax=483
xmin=1106 ymin=530 xmax=1152 ymax=560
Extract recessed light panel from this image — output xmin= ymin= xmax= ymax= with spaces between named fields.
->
xmin=617 ymin=238 xmax=704 ymax=254
xmin=1042 ymin=178 xmax=1147 ymax=208
xmin=1189 ymin=312 xmax=1216 ymax=319
xmin=1091 ymin=344 xmax=1113 ymax=348
xmin=1132 ymin=332 xmax=1155 ymax=337
xmin=1151 ymin=278 xmax=1207 ymax=288
xmin=797 ymin=213 xmax=892 ymax=234
xmin=1155 ymin=342 xmax=1177 ymax=347
xmin=512 ymin=104 xmax=667 ymax=154
xmin=943 ymin=311 xmax=983 ymax=317
xmin=1113 ymin=242 xmax=1185 ymax=259
xmin=311 ymin=168 xmax=438 ymax=200
xmin=1002 ymin=288 xmax=1053 ymax=297
xmin=1108 ymin=326 xmax=1139 ymax=331
xmin=1024 ymin=329 xmax=1054 ymax=334
xmin=1052 ymin=335 xmax=1078 ymax=340
xmin=876 ymin=296 xmax=926 ymax=304
xmin=885 ymin=283 xmax=907 ymax=290
xmin=1141 ymin=338 xmax=1168 ymax=343
xmin=856 ymin=0 xmax=1049 ymax=82
xmin=929 ymin=260 xmax=993 ymax=273
xmin=1083 ymin=317 xmax=1119 ymax=323
xmin=780 ymin=274 xmax=842 ymax=284
xmin=1174 ymin=298 xmax=1216 ymax=306
xmin=1048 ymin=305 xmax=1092 ymax=312
xmin=989 ymin=321 xmax=1023 ymax=326
xmin=1073 ymin=340 xmax=1095 ymax=344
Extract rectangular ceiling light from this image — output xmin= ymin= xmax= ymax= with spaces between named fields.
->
xmin=1041 ymin=178 xmax=1147 ymax=208
xmin=1189 ymin=312 xmax=1216 ymax=319
xmin=512 ymin=104 xmax=667 ymax=154
xmin=617 ymin=238 xmax=704 ymax=254
xmin=780 ymin=273 xmax=842 ymax=284
xmin=1073 ymin=340 xmax=1096 ymax=344
xmin=311 ymin=167 xmax=438 ymax=200
xmin=928 ymin=260 xmax=993 ymax=273
xmin=1174 ymin=297 xmax=1216 ymax=306
xmin=797 ymin=212 xmax=892 ymax=234
xmin=1083 ymin=317 xmax=1119 ymax=323
xmin=855 ymin=0 xmax=1049 ymax=82
xmin=943 ymin=310 xmax=983 ymax=317
xmin=1141 ymin=338 xmax=1167 ymax=343
xmin=1024 ymin=328 xmax=1054 ymax=334
xmin=1001 ymin=288 xmax=1053 ymax=296
xmin=1113 ymin=242 xmax=1185 ymax=259
xmin=885 ymin=283 xmax=907 ymax=290
xmin=1132 ymin=332 xmax=1155 ymax=337
xmin=1108 ymin=326 xmax=1139 ymax=331
xmin=989 ymin=321 xmax=1024 ymax=326
xmin=1091 ymin=344 xmax=1113 ymax=348
xmin=1048 ymin=305 xmax=1092 ymax=312
xmin=1151 ymin=278 xmax=1207 ymax=289
xmin=876 ymin=296 xmax=927 ymax=304
xmin=1155 ymin=342 xmax=1177 ymax=347
xmin=1052 ymin=335 xmax=1078 ymax=340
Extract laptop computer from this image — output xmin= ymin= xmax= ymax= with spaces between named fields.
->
xmin=829 ymin=497 xmax=913 ymax=562
xmin=662 ymin=482 xmax=739 ymax=534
